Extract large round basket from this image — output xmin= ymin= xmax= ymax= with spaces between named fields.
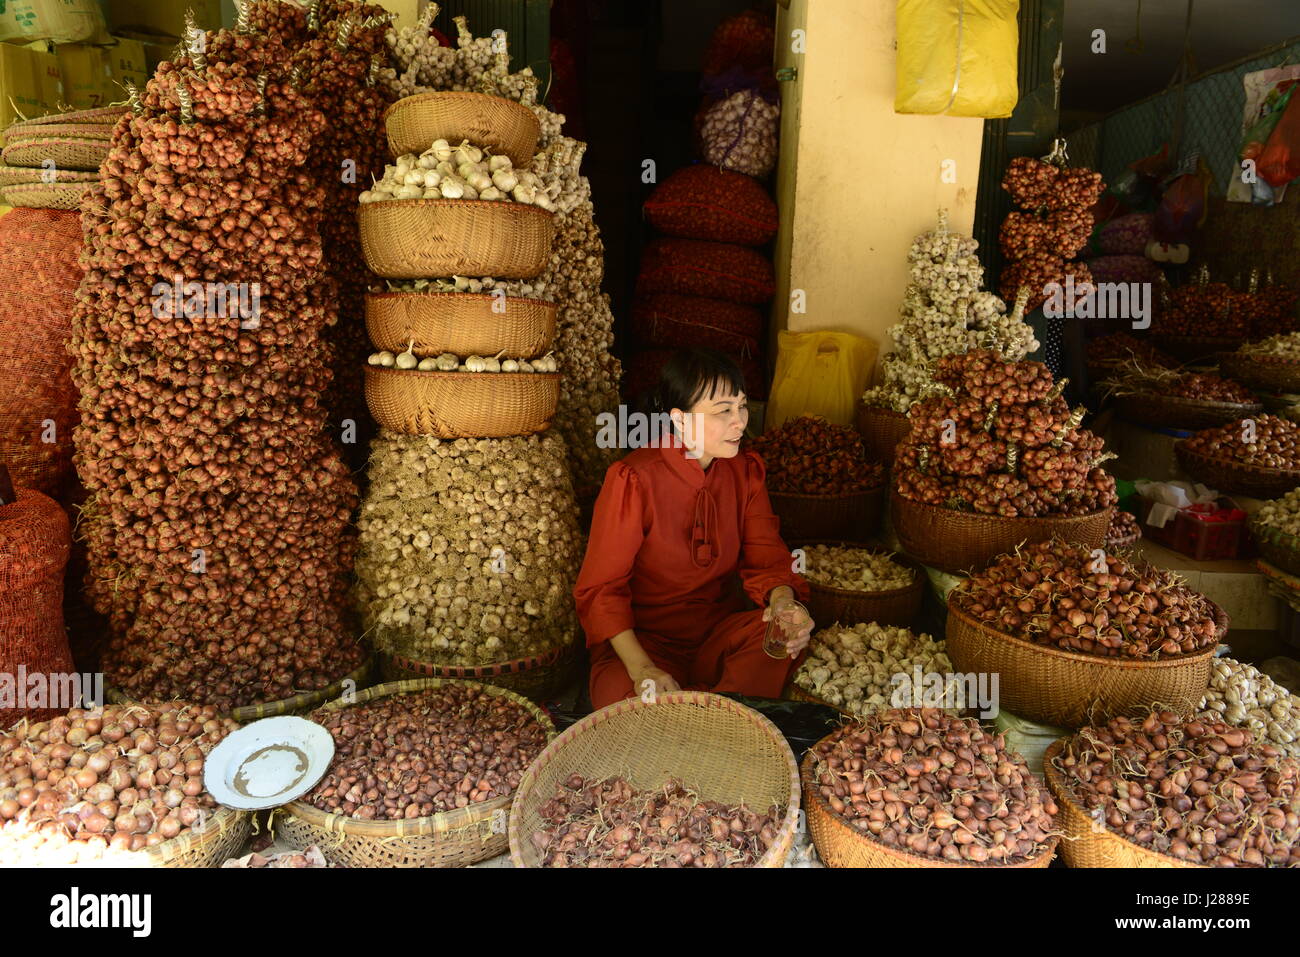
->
xmin=1 ymin=135 xmax=109 ymax=171
xmin=855 ymin=403 xmax=911 ymax=464
xmin=358 ymin=199 xmax=555 ymax=279
xmin=1 ymin=182 xmax=90 ymax=210
xmin=789 ymin=540 xmax=924 ymax=627
xmin=384 ymin=91 xmax=541 ymax=168
xmin=508 ymin=692 xmax=800 ymax=868
xmin=769 ymin=484 xmax=885 ymax=542
xmin=944 ymin=594 xmax=1224 ymax=728
xmin=1252 ymin=518 xmax=1300 ymax=577
xmin=277 ymin=679 xmax=556 ymax=867
xmin=1116 ymin=392 xmax=1262 ymax=431
xmin=1153 ymin=334 xmax=1242 ymax=364
xmin=365 ymin=365 xmax=559 ymax=437
xmin=891 ymin=490 xmax=1112 ymax=574
xmin=365 ymin=291 xmax=555 ymax=357
xmin=800 ymin=740 xmax=1057 ymax=868
xmin=1220 ymin=351 xmax=1300 ymax=394
xmin=378 ymin=638 xmax=581 ymax=704
xmin=1043 ymin=739 xmax=1201 ymax=868
xmin=0 ymin=165 xmax=97 ymax=187
xmin=5 ymin=105 xmax=126 ymax=131
xmin=1174 ymin=441 xmax=1300 ymax=499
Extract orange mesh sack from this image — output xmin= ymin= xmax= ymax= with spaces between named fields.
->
xmin=631 ymin=293 xmax=763 ymax=354
xmin=636 ymin=237 xmax=775 ymax=305
xmin=0 ymin=208 xmax=85 ymax=502
xmin=1 ymin=488 xmax=73 ymax=727
xmin=643 ymin=165 xmax=778 ymax=246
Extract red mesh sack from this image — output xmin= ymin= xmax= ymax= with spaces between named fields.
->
xmin=644 ymin=165 xmax=778 ymax=246
xmin=637 ymin=238 xmax=775 ymax=305
xmin=622 ymin=348 xmax=769 ymax=403
xmin=702 ymin=10 xmax=776 ymax=79
xmin=1 ymin=487 xmax=73 ymax=727
xmin=0 ymin=209 xmax=84 ymax=503
xmin=632 ymin=293 xmax=763 ymax=355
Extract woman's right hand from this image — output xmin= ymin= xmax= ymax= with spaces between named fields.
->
xmin=627 ymin=662 xmax=681 ymax=699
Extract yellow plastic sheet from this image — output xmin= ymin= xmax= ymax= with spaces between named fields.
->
xmin=895 ymin=0 xmax=1020 ymax=119
xmin=765 ymin=331 xmax=877 ymax=430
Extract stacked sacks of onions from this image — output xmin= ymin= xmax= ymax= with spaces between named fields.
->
xmin=892 ymin=349 xmax=1116 ymax=572
xmin=1046 ymin=710 xmax=1300 ymax=867
xmin=70 ymin=22 xmax=364 ymax=712
xmin=0 ymin=704 xmax=248 ymax=866
xmin=802 ymin=709 xmax=1059 ymax=867
xmin=947 ymin=539 xmax=1224 ymax=726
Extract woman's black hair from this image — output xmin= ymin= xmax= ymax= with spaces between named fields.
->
xmin=650 ymin=347 xmax=746 ymax=415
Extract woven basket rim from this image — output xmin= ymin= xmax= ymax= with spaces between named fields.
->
xmin=365 ymin=289 xmax=556 ymax=310
xmin=1043 ymin=738 xmax=1203 ymax=868
xmin=800 ymin=737 xmax=1059 ymax=868
xmin=357 ymin=196 xmax=556 ymax=220
xmin=1250 ymin=516 xmax=1300 ymax=551
xmin=7 ymin=106 xmax=126 ymax=129
xmin=3 ymin=134 xmax=112 ymax=147
xmin=946 ymin=588 xmax=1226 ymax=669
xmin=1118 ymin=392 xmax=1263 ymax=414
xmin=856 ymin=401 xmax=908 ymax=420
xmin=507 ymin=691 xmax=801 ymax=868
xmin=137 ymin=804 xmax=247 ymax=865
xmin=891 ymin=487 xmax=1113 ymax=527
xmin=788 ymin=539 xmax=923 ymax=602
xmin=366 ymin=365 xmax=561 ymax=381
xmin=6 ymin=124 xmax=113 ymax=140
xmin=383 ymin=633 xmax=580 ymax=676
xmin=382 ymin=89 xmax=543 ymax=126
xmin=1230 ymin=351 xmax=1300 ymax=368
xmin=282 ymin=677 xmax=556 ymax=838
xmin=769 ymin=484 xmax=886 ymax=502
xmin=1175 ymin=440 xmax=1300 ymax=483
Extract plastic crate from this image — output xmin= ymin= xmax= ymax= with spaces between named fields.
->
xmin=1138 ymin=497 xmax=1252 ymax=562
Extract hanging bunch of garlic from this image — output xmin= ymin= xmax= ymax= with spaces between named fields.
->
xmin=793 ymin=623 xmax=955 ymax=719
xmin=354 ymin=431 xmax=583 ymax=664
xmin=1198 ymin=656 xmax=1300 ymax=760
xmin=369 ymin=346 xmax=558 ymax=373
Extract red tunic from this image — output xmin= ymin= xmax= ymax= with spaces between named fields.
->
xmin=575 ymin=440 xmax=809 ymax=709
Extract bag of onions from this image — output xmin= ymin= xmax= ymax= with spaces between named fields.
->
xmin=1047 ymin=711 xmax=1300 ymax=867
xmin=0 ymin=704 xmax=247 ymax=867
xmin=803 ymin=709 xmax=1059 ymax=867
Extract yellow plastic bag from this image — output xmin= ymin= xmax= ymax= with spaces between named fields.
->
xmin=895 ymin=0 xmax=1020 ymax=119
xmin=765 ymin=331 xmax=877 ymax=430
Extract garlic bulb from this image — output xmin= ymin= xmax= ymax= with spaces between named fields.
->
xmin=465 ymin=355 xmax=486 ymax=373
xmin=501 ymin=359 xmax=520 ymax=373
xmin=417 ymin=357 xmax=438 ymax=371
xmin=373 ymin=351 xmax=396 ymax=368
xmin=395 ymin=344 xmax=419 ymax=369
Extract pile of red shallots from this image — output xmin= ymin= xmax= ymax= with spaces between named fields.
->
xmin=1052 ymin=711 xmax=1300 ymax=866
xmin=999 ymin=157 xmax=1102 ymax=310
xmin=1182 ymin=415 xmax=1300 ymax=471
xmin=809 ymin=709 xmax=1059 ymax=865
xmin=1086 ymin=333 xmax=1177 ymax=369
xmin=304 ymin=685 xmax=549 ymax=821
xmin=1155 ymin=282 xmax=1245 ymax=338
xmin=894 ymin=350 xmax=1117 ymax=518
xmin=1165 ymin=372 xmax=1256 ymax=404
xmin=70 ymin=15 xmax=363 ymax=710
xmin=747 ymin=415 xmax=884 ymax=495
xmin=531 ymin=775 xmax=783 ymax=867
xmin=952 ymin=538 xmax=1219 ymax=658
xmin=1104 ymin=509 xmax=1141 ymax=548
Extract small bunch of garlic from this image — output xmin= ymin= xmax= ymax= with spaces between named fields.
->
xmin=1198 ymin=656 xmax=1300 ymax=759
xmin=1248 ymin=487 xmax=1300 ymax=538
xmin=369 ymin=346 xmax=558 ymax=374
xmin=794 ymin=623 xmax=954 ymax=719
xmin=800 ymin=545 xmax=915 ymax=592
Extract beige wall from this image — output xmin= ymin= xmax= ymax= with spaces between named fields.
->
xmin=773 ymin=0 xmax=987 ymax=382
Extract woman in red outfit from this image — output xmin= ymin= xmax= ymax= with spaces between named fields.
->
xmin=575 ymin=349 xmax=814 ymax=710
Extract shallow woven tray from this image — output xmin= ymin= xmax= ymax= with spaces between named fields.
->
xmin=1174 ymin=441 xmax=1300 ymax=500
xmin=6 ymin=106 xmax=126 ymax=133
xmin=0 ymin=165 xmax=97 ymax=187
xmin=508 ymin=692 xmax=800 ymax=868
xmin=891 ymin=490 xmax=1112 ymax=574
xmin=277 ymin=678 xmax=556 ymax=868
xmin=1116 ymin=392 xmax=1262 ymax=430
xmin=1043 ymin=739 xmax=1201 ymax=868
xmin=1220 ymin=351 xmax=1300 ymax=394
xmin=769 ymin=484 xmax=885 ymax=542
xmin=789 ymin=539 xmax=924 ymax=627
xmin=1153 ymin=334 xmax=1242 ymax=363
xmin=800 ymin=740 xmax=1057 ymax=868
xmin=1 ymin=182 xmax=91 ymax=210
xmin=365 ymin=291 xmax=555 ymax=357
xmin=365 ymin=365 xmax=559 ymax=437
xmin=2 ymin=135 xmax=110 ymax=171
xmin=385 ymin=91 xmax=541 ymax=168
xmin=358 ymin=199 xmax=555 ymax=279
xmin=944 ymin=594 xmax=1223 ymax=728
xmin=855 ymin=403 xmax=911 ymax=464
xmin=378 ymin=638 xmax=580 ymax=704
xmin=1250 ymin=519 xmax=1300 ymax=578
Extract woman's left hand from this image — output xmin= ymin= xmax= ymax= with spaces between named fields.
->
xmin=764 ymin=595 xmax=815 ymax=657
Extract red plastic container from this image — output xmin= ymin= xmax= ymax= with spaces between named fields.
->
xmin=1138 ymin=498 xmax=1253 ymax=561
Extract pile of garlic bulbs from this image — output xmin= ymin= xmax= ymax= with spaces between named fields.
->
xmin=1198 ymin=656 xmax=1300 ymax=760
xmin=862 ymin=211 xmax=1039 ymax=414
xmin=384 ymin=275 xmax=552 ymax=302
xmin=1250 ymin=487 xmax=1300 ymax=538
xmin=800 ymin=545 xmax=915 ymax=592
xmin=354 ymin=431 xmax=582 ymax=664
xmin=368 ymin=348 xmax=558 ymax=373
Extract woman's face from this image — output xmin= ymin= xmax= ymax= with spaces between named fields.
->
xmin=673 ymin=382 xmax=748 ymax=463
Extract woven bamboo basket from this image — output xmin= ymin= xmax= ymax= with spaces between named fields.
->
xmin=0 ymin=165 xmax=97 ymax=187
xmin=1116 ymin=392 xmax=1262 ymax=430
xmin=891 ymin=490 xmax=1112 ymax=574
xmin=800 ymin=743 xmax=1057 ymax=868
xmin=378 ymin=637 xmax=580 ymax=703
xmin=1043 ymin=739 xmax=1201 ymax=868
xmin=855 ymin=403 xmax=911 ymax=464
xmin=2 ymin=182 xmax=91 ymax=210
xmin=384 ymin=92 xmax=541 ymax=168
xmin=1250 ymin=520 xmax=1300 ymax=578
xmin=1220 ymin=351 xmax=1300 ymax=394
xmin=364 ymin=365 xmax=559 ymax=437
xmin=358 ymin=199 xmax=555 ymax=279
xmin=769 ymin=484 xmax=885 ymax=542
xmin=508 ymin=692 xmax=800 ymax=868
xmin=1153 ymin=334 xmax=1242 ymax=364
xmin=2 ymin=136 xmax=110 ymax=171
xmin=1104 ymin=530 xmax=1142 ymax=551
xmin=365 ymin=291 xmax=555 ymax=357
xmin=1174 ymin=441 xmax=1300 ymax=499
xmin=106 ymin=658 xmax=373 ymax=722
xmin=785 ymin=681 xmax=856 ymax=719
xmin=789 ymin=540 xmax=924 ymax=627
xmin=6 ymin=105 xmax=126 ymax=132
xmin=944 ymin=594 xmax=1224 ymax=728
xmin=277 ymin=678 xmax=556 ymax=867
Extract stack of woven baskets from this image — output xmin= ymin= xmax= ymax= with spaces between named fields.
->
xmin=0 ymin=106 xmax=123 ymax=210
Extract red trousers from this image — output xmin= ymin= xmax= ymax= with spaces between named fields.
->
xmin=588 ymin=608 xmax=802 ymax=710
